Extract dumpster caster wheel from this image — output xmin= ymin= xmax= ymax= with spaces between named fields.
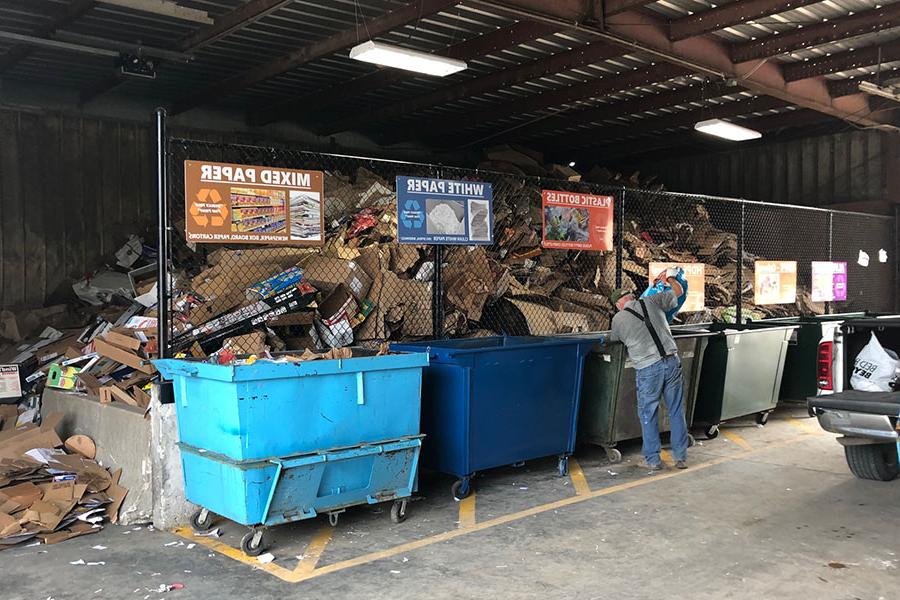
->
xmin=451 ymin=479 xmax=471 ymax=501
xmin=688 ymin=434 xmax=696 ymax=448
xmin=558 ymin=456 xmax=569 ymax=477
xmin=240 ymin=529 xmax=266 ymax=557
xmin=390 ymin=499 xmax=408 ymax=524
xmin=190 ymin=508 xmax=215 ymax=534
xmin=756 ymin=411 xmax=770 ymax=426
xmin=605 ymin=448 xmax=622 ymax=464
xmin=704 ymin=425 xmax=720 ymax=440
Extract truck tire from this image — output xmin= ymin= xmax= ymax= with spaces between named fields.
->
xmin=843 ymin=443 xmax=900 ymax=481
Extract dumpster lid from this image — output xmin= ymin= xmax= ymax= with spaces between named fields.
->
xmin=392 ymin=335 xmax=605 ymax=358
xmin=153 ymin=349 xmax=429 ymax=382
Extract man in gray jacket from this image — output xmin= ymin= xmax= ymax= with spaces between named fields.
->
xmin=608 ymin=268 xmax=688 ymax=471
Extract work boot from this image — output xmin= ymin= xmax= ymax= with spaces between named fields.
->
xmin=639 ymin=459 xmax=663 ymax=472
xmin=675 ymin=460 xmax=688 ymax=470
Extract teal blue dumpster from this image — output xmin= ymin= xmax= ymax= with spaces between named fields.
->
xmin=154 ymin=350 xmax=429 ymax=556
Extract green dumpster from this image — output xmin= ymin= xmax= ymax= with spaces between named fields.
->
xmin=578 ymin=329 xmax=711 ymax=463
xmin=745 ymin=313 xmax=867 ymax=402
xmin=694 ymin=323 xmax=798 ymax=438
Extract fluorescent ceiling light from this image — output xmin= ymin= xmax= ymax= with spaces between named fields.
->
xmin=349 ymin=41 xmax=467 ymax=77
xmin=694 ymin=118 xmax=762 ymax=141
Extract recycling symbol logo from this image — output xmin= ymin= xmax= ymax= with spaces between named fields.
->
xmin=190 ymin=188 xmax=229 ymax=227
xmin=402 ymin=199 xmax=424 ymax=229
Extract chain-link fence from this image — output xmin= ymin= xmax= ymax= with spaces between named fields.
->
xmin=160 ymin=137 xmax=897 ymax=358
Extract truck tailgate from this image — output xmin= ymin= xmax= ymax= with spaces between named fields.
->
xmin=808 ymin=390 xmax=900 ymax=416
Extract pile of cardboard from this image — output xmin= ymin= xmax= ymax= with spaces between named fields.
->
xmin=0 ymin=154 xmax=826 ymax=384
xmin=0 ymin=409 xmax=127 ymax=549
xmin=0 ymin=234 xmax=161 ymax=410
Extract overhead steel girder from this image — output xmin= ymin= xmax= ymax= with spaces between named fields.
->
xmin=730 ymin=4 xmax=900 ymax=64
xmin=408 ymin=62 xmax=688 ymax=145
xmin=547 ymin=94 xmax=788 ymax=151
xmin=601 ymin=9 xmax=883 ymax=127
xmin=318 ymin=39 xmax=626 ymax=134
xmin=474 ymin=2 xmax=886 ymax=127
xmin=503 ymin=84 xmax=715 ymax=142
xmin=250 ymin=20 xmax=562 ymax=127
xmin=828 ymin=68 xmax=900 ymax=97
xmin=585 ymin=108 xmax=834 ymax=159
xmin=170 ymin=0 xmax=459 ymax=115
xmin=79 ymin=0 xmax=297 ymax=104
xmin=782 ymin=41 xmax=900 ymax=82
xmin=0 ymin=0 xmax=95 ymax=73
xmin=670 ymin=0 xmax=821 ymax=42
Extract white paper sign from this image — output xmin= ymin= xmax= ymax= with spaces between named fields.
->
xmin=0 ymin=365 xmax=22 ymax=399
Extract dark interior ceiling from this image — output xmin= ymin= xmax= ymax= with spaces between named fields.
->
xmin=0 ymin=0 xmax=898 ymax=163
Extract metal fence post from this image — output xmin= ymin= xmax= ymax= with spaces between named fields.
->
xmin=615 ymin=187 xmax=625 ymax=288
xmin=827 ymin=211 xmax=834 ymax=315
xmin=736 ymin=201 xmax=744 ymax=325
xmin=155 ymin=107 xmax=170 ymax=358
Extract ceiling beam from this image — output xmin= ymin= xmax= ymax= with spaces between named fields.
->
xmin=95 ymin=0 xmax=212 ymax=24
xmin=827 ymin=68 xmax=900 ymax=97
xmin=603 ymin=0 xmax=655 ymax=17
xmin=730 ymin=4 xmax=900 ymax=63
xmin=591 ymin=108 xmax=835 ymax=159
xmin=170 ymin=0 xmax=459 ymax=115
xmin=250 ymin=20 xmax=563 ymax=126
xmin=0 ymin=0 xmax=95 ymax=73
xmin=461 ymin=1 xmax=888 ymax=127
xmin=669 ymin=0 xmax=821 ymax=42
xmin=318 ymin=40 xmax=626 ymax=134
xmin=79 ymin=0 xmax=298 ymax=104
xmin=548 ymin=94 xmax=788 ymax=151
xmin=601 ymin=9 xmax=886 ymax=128
xmin=782 ymin=41 xmax=900 ymax=82
xmin=409 ymin=62 xmax=688 ymax=146
xmin=504 ymin=85 xmax=718 ymax=141
xmin=176 ymin=0 xmax=295 ymax=51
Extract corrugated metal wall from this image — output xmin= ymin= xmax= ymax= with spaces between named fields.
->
xmin=0 ymin=109 xmax=154 ymax=309
xmin=638 ymin=130 xmax=889 ymax=207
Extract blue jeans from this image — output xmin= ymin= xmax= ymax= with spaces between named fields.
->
xmin=635 ymin=355 xmax=689 ymax=464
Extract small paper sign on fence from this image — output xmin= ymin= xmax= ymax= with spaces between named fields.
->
xmin=648 ymin=263 xmax=705 ymax=312
xmin=811 ymin=261 xmax=847 ymax=302
xmin=754 ymin=261 xmax=797 ymax=305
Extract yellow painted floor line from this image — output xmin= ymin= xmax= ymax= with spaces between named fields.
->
xmin=568 ymin=458 xmax=591 ymax=496
xmin=180 ymin=432 xmax=818 ymax=585
xmin=458 ymin=492 xmax=476 ymax=529
xmin=294 ymin=525 xmax=335 ymax=575
xmin=171 ymin=527 xmax=296 ymax=581
xmin=721 ymin=429 xmax=753 ymax=451
xmin=787 ymin=417 xmax=821 ymax=435
xmin=659 ymin=449 xmax=674 ymax=467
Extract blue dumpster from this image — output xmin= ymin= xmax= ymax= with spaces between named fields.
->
xmin=391 ymin=336 xmax=601 ymax=500
xmin=154 ymin=351 xmax=428 ymax=556
xmin=155 ymin=352 xmax=428 ymax=461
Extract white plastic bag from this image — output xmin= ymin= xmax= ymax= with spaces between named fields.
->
xmin=850 ymin=332 xmax=900 ymax=392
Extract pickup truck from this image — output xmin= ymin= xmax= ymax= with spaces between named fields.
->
xmin=808 ymin=317 xmax=900 ymax=481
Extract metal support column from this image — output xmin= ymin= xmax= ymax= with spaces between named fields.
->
xmin=615 ymin=187 xmax=625 ymax=288
xmin=155 ymin=107 xmax=170 ymax=358
xmin=736 ymin=201 xmax=745 ymax=325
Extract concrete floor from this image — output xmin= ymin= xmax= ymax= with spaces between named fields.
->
xmin=6 ymin=408 xmax=899 ymax=600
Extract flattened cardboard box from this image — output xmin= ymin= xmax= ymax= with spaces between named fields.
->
xmin=302 ymin=256 xmax=372 ymax=300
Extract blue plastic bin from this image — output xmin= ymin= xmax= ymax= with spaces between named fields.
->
xmin=391 ymin=336 xmax=601 ymax=499
xmin=153 ymin=351 xmax=429 ymax=555
xmin=178 ymin=436 xmax=422 ymax=527
xmin=154 ymin=352 xmax=428 ymax=461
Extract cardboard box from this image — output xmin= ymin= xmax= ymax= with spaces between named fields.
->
xmin=302 ymin=256 xmax=372 ymax=300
